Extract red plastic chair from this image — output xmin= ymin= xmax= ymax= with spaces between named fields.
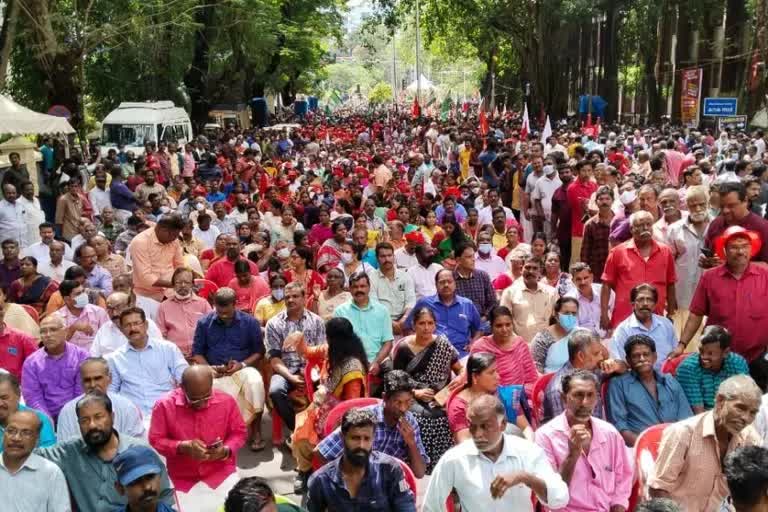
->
xmin=661 ymin=353 xmax=693 ymax=376
xmin=323 ymin=397 xmax=381 ymax=436
xmin=531 ymin=372 xmax=556 ymax=428
xmin=20 ymin=304 xmax=39 ymax=323
xmin=628 ymin=423 xmax=669 ymax=511
xmin=194 ymin=278 xmax=219 ymax=300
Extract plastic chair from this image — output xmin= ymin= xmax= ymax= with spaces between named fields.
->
xmin=531 ymin=372 xmax=556 ymax=428
xmin=194 ymin=278 xmax=219 ymax=300
xmin=20 ymin=304 xmax=39 ymax=323
xmin=628 ymin=423 xmax=669 ymax=511
xmin=661 ymin=353 xmax=693 ymax=376
xmin=323 ymin=397 xmax=381 ymax=436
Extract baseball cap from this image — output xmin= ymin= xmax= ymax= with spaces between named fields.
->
xmin=113 ymin=445 xmax=162 ymax=486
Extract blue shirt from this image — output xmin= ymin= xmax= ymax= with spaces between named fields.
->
xmin=0 ymin=404 xmax=56 ymax=452
xmin=307 ymin=451 xmax=416 ymax=512
xmin=107 ymin=338 xmax=189 ymax=415
xmin=609 ymin=313 xmax=678 ymax=370
xmin=110 ymin=181 xmax=137 ymax=212
xmin=85 ymin=264 xmax=113 ymax=295
xmin=192 ymin=310 xmax=265 ymax=366
xmin=607 ymin=369 xmax=693 ymax=435
xmin=333 ymin=300 xmax=394 ymax=362
xmin=317 ymin=403 xmax=428 ymax=465
xmin=404 ymin=294 xmax=482 ymax=357
xmin=40 ymin=145 xmax=54 ymax=171
xmin=478 ymin=150 xmax=498 ymax=187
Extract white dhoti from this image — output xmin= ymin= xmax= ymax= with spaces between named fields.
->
xmin=213 ymin=367 xmax=265 ymax=424
xmin=176 ymin=472 xmax=240 ymax=512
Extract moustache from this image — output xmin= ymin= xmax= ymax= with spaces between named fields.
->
xmin=140 ymin=492 xmax=158 ymax=502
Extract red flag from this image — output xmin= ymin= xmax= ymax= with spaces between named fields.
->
xmin=479 ymin=109 xmax=489 ymax=136
xmin=411 ymin=97 xmax=421 ymax=119
xmin=520 ymin=103 xmax=530 ymax=140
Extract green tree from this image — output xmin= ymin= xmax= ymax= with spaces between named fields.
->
xmin=368 ymin=81 xmax=393 ymax=104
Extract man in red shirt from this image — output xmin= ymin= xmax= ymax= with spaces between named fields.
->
xmin=0 ymin=305 xmax=38 ymax=380
xmin=204 ymin=234 xmax=260 ymax=288
xmin=677 ymin=227 xmax=768 ymax=381
xmin=601 ymin=210 xmax=677 ymax=329
xmin=566 ymin=160 xmax=598 ymax=267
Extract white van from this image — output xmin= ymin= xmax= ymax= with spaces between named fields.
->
xmin=100 ymin=101 xmax=193 ymax=156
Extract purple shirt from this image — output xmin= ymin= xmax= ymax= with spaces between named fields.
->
xmin=21 ymin=343 xmax=88 ymax=418
xmin=85 ymin=264 xmax=113 ymax=295
xmin=57 ymin=304 xmax=110 ymax=351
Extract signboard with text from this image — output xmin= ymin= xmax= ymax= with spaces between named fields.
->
xmin=680 ymin=68 xmax=702 ymax=127
xmin=703 ymin=97 xmax=738 ymax=117
xmin=717 ymin=115 xmax=748 ymax=132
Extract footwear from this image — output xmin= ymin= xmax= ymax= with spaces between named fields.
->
xmin=293 ymin=471 xmax=309 ymax=494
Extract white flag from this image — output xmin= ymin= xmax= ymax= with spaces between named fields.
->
xmin=520 ymin=103 xmax=530 ymax=139
xmin=540 ymin=115 xmax=552 ymax=144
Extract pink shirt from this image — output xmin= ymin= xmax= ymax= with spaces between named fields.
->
xmin=535 ymin=413 xmax=634 ymax=512
xmin=149 ymin=388 xmax=247 ymax=492
xmin=470 ymin=335 xmax=538 ymax=396
xmin=156 ymin=295 xmax=212 ymax=356
xmin=227 ymin=276 xmax=270 ymax=312
xmin=205 ymin=258 xmax=260 ymax=288
xmin=57 ymin=304 xmax=110 ymax=351
xmin=129 ymin=228 xmax=185 ymax=301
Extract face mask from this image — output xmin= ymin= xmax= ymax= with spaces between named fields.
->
xmin=620 ymin=190 xmax=637 ymax=206
xmin=340 ymin=253 xmax=354 ymax=264
xmin=558 ymin=313 xmax=577 ymax=332
xmin=160 ymin=206 xmax=171 ymax=214
xmin=277 ymin=248 xmax=290 ymax=259
xmin=174 ymin=289 xmax=191 ymax=300
xmin=461 ymin=192 xmax=470 ymax=199
xmin=74 ymin=293 xmax=89 ymax=308
xmin=478 ymin=243 xmax=492 ymax=255
xmin=272 ymin=288 xmax=285 ymax=301
xmin=252 ymin=243 xmax=264 ymax=253
xmin=195 ymin=203 xmax=205 ymax=211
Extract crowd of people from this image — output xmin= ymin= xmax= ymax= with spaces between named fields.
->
xmin=3 ymin=109 xmax=768 ymax=511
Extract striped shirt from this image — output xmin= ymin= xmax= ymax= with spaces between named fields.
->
xmin=675 ymin=352 xmax=749 ymax=409
xmin=265 ymin=309 xmax=326 ymax=373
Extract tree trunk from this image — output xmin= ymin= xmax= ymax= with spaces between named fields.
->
xmin=600 ymin=5 xmax=620 ymax=122
xmin=0 ymin=0 xmax=19 ymax=87
xmin=183 ymin=0 xmax=219 ymax=131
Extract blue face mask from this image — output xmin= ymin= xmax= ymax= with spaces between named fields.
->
xmin=558 ymin=313 xmax=577 ymax=332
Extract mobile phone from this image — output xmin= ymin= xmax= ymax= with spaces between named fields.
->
xmin=700 ymin=247 xmax=714 ymax=258
xmin=207 ymin=439 xmax=223 ymax=450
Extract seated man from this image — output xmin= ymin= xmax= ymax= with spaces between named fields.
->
xmin=724 ymin=446 xmax=768 ymax=512
xmin=0 ymin=410 xmax=69 ymax=512
xmin=113 ymin=445 xmax=175 ymax=512
xmin=0 ymin=299 xmax=38 ymax=380
xmin=192 ymin=287 xmax=266 ymax=450
xmin=307 ymin=408 xmax=416 ymax=512
xmin=90 ymin=291 xmax=163 ymax=357
xmin=37 ymin=393 xmax=176 ymax=511
xmin=57 ymin=357 xmax=145 ymax=441
xmin=607 ymin=334 xmax=693 ymax=446
xmin=21 ymin=314 xmax=88 ymax=421
xmin=676 ymin=325 xmax=749 ymax=414
xmin=542 ymin=328 xmax=610 ymax=424
xmin=424 ymin=394 xmax=569 ymax=512
xmin=149 ymin=365 xmax=247 ymax=510
xmin=112 ymin=273 xmax=161 ymax=323
xmin=56 ymin=279 xmax=110 ymax=351
xmin=649 ymin=375 xmax=763 ymax=511
xmin=0 ymin=373 xmax=56 ymax=450
xmin=224 ymin=476 xmax=304 ymax=512
xmin=107 ymin=307 xmax=188 ymax=417
xmin=316 ymin=370 xmax=428 ymax=478
xmin=536 ymin=369 xmax=633 ymax=511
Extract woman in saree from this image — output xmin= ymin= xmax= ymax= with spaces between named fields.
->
xmin=432 ymin=214 xmax=468 ymax=265
xmin=287 ymin=317 xmax=368 ymax=492
xmin=393 ymin=307 xmax=462 ymax=473
xmin=7 ymin=256 xmax=59 ymax=316
xmin=307 ymin=206 xmax=333 ymax=250
xmin=314 ymin=268 xmax=351 ymax=321
xmin=316 ymin=220 xmax=347 ymax=273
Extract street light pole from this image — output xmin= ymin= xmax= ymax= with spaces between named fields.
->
xmin=415 ymin=0 xmax=421 ymax=108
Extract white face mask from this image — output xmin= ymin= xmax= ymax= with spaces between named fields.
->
xmin=195 ymin=203 xmax=205 ymax=212
xmin=340 ymin=253 xmax=354 ymax=264
xmin=74 ymin=293 xmax=89 ymax=308
xmin=478 ymin=243 xmax=493 ymax=255
xmin=277 ymin=248 xmax=290 ymax=259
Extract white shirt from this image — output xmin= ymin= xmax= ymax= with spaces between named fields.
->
xmin=0 ymin=453 xmax=71 ymax=512
xmin=478 ymin=204 xmax=515 ymax=228
xmin=192 ymin=225 xmax=221 ymax=250
xmin=135 ymin=295 xmax=160 ymax=322
xmin=90 ymin=318 xmax=163 ymax=357
xmin=754 ymin=394 xmax=768 ymax=446
xmin=475 ymin=252 xmax=507 ymax=281
xmin=0 ymin=199 xmax=26 ymax=246
xmin=56 ymin=391 xmax=145 ymax=441
xmin=531 ymin=175 xmax=562 ymax=218
xmin=423 ymin=435 xmax=569 ymax=512
xmin=664 ymin=216 xmax=710 ymax=309
xmin=17 ymin=196 xmax=44 ymax=246
xmin=406 ymin=262 xmax=443 ymax=300
xmin=88 ymin=186 xmax=112 ymax=216
xmin=394 ymin=247 xmax=418 ymax=270
xmin=38 ymin=259 xmax=76 ymax=283
xmin=70 ymin=231 xmax=105 ymax=252
xmin=23 ymin=241 xmax=74 ymax=264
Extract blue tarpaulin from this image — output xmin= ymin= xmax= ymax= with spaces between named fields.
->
xmin=579 ymin=95 xmax=607 ymax=117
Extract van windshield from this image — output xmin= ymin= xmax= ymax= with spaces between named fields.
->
xmin=102 ymin=124 xmax=154 ymax=146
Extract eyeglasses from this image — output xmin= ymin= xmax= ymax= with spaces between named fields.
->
xmin=4 ymin=427 xmax=36 ymax=440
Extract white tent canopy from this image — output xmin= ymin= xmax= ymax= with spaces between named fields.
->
xmin=0 ymin=94 xmax=75 ymax=135
xmin=406 ymin=74 xmax=436 ymax=93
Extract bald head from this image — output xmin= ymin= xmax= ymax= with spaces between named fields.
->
xmin=181 ymin=366 xmax=214 ymax=409
xmin=40 ymin=313 xmax=66 ymax=330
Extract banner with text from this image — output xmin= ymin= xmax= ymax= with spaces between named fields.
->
xmin=680 ymin=68 xmax=703 ymax=127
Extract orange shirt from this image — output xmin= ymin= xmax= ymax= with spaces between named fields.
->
xmin=129 ymin=228 xmax=185 ymax=301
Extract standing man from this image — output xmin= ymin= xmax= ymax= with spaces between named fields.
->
xmin=565 ymin=262 xmax=614 ymax=338
xmin=0 ymin=411 xmax=70 ymax=512
xmin=367 ymin=242 xmax=416 ymax=338
xmin=453 ymin=241 xmax=498 ymax=324
xmin=500 ymin=256 xmax=557 ymax=343
xmin=55 ymin=177 xmax=84 ymax=242
xmin=424 ymin=394 xmax=569 ymax=512
xmin=551 ymin=163 xmax=575 ymax=270
xmin=23 ymin=222 xmax=74 ymax=264
xmin=473 ymin=232 xmax=507 ymax=281
xmin=531 ymin=164 xmax=562 ymax=239
xmin=601 ymin=211 xmax=677 ymax=330
xmin=266 ymin=282 xmax=325 ymax=433
xmin=567 ymin=160 xmax=598 ymax=267
xmin=0 ymin=184 xmax=26 ymax=247
xmin=0 ymin=239 xmax=20 ymax=294
xmin=407 ymin=243 xmax=443 ymax=300
xmin=57 ymin=357 xmax=145 ymax=441
xmin=649 ymin=375 xmax=763 ymax=511
xmin=536 ymin=369 xmax=633 ymax=511
xmin=335 ymin=273 xmax=394 ymax=377
xmin=580 ymin=185 xmax=615 ymax=282
xmin=192 ymin=288 xmax=266 ymax=451
xmin=607 ymin=334 xmax=693 ymax=447
xmin=406 ymin=269 xmax=482 ymax=357
xmin=38 ymin=241 xmax=75 ymax=283
xmin=128 ymin=213 xmax=185 ymax=301
xmin=149 ymin=365 xmax=247 ymax=509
